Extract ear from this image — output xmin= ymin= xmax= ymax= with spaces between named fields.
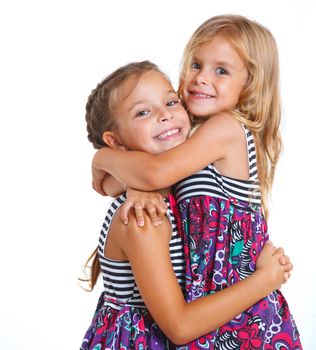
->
xmin=102 ymin=131 xmax=127 ymax=151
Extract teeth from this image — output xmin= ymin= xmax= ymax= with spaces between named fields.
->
xmin=192 ymin=93 xmax=212 ymax=98
xmin=157 ymin=129 xmax=179 ymax=140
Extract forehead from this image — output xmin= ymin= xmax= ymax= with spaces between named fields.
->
xmin=195 ymin=35 xmax=245 ymax=67
xmin=110 ymin=73 xmax=141 ymax=110
xmin=116 ymin=71 xmax=174 ymax=106
xmin=129 ymin=70 xmax=173 ymax=93
xmin=111 ymin=70 xmax=175 ymax=121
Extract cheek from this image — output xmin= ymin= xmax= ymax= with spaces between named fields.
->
xmin=222 ymin=81 xmax=243 ymax=102
xmin=182 ymin=89 xmax=191 ymax=105
xmin=133 ymin=124 xmax=152 ymax=141
xmin=184 ymin=73 xmax=195 ymax=87
xmin=116 ymin=124 xmax=140 ymax=148
xmin=182 ymin=114 xmax=192 ymax=133
xmin=234 ymin=83 xmax=246 ymax=102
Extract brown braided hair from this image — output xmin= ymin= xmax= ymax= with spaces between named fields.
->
xmin=82 ymin=60 xmax=165 ymax=291
xmin=86 ymin=60 xmax=163 ymax=149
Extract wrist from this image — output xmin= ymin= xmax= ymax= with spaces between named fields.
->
xmin=251 ymin=270 xmax=273 ymax=296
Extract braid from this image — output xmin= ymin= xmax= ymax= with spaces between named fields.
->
xmin=85 ymin=79 xmax=114 ymax=149
xmin=82 ymin=61 xmax=163 ymax=290
xmin=85 ymin=60 xmax=160 ymax=150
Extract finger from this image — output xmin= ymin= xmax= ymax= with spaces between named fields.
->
xmin=283 ymin=262 xmax=293 ymax=272
xmin=283 ymin=271 xmax=291 ymax=283
xmin=156 ymin=201 xmax=167 ymax=219
xmin=159 ymin=195 xmax=168 ymax=209
xmin=120 ymin=202 xmax=133 ymax=225
xmin=273 ymin=246 xmax=284 ymax=258
xmin=135 ymin=203 xmax=145 ymax=227
xmin=146 ymin=204 xmax=162 ymax=226
xmin=280 ymin=255 xmax=290 ymax=265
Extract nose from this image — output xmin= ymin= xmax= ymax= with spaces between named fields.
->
xmin=157 ymin=107 xmax=173 ymax=122
xmin=195 ymin=68 xmax=211 ymax=85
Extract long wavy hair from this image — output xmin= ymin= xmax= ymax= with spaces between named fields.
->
xmin=179 ymin=15 xmax=282 ymax=218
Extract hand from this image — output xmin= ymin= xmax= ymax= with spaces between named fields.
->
xmin=270 ymin=243 xmax=293 ymax=283
xmin=91 ymin=149 xmax=108 ymax=196
xmin=279 ymin=254 xmax=292 ymax=282
xmin=256 ymin=241 xmax=293 ymax=291
xmin=120 ymin=188 xmax=167 ymax=226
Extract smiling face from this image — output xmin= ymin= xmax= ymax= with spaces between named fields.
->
xmin=108 ymin=70 xmax=191 ymax=155
xmin=181 ymin=35 xmax=248 ymax=118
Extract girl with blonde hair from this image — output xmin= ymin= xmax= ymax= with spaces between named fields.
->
xmin=92 ymin=15 xmax=302 ymax=348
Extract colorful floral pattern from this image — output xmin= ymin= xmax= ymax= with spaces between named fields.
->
xmin=80 ymin=293 xmax=171 ymax=349
xmin=175 ymin=195 xmax=302 ymax=349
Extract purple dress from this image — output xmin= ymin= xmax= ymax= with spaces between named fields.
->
xmin=172 ymin=125 xmax=302 ymax=349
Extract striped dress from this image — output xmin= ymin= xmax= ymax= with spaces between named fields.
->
xmin=173 ymin=124 xmax=302 ymax=349
xmin=80 ymin=193 xmax=185 ymax=350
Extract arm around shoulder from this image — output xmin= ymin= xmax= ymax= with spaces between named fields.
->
xmin=92 ymin=115 xmax=241 ymax=191
xmin=117 ymin=210 xmax=279 ymax=345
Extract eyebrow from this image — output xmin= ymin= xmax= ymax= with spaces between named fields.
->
xmin=193 ymin=55 xmax=235 ymax=70
xmin=214 ymin=60 xmax=234 ymax=69
xmin=128 ymin=100 xmax=146 ymax=113
xmin=128 ymin=90 xmax=177 ymax=112
xmin=167 ymin=89 xmax=178 ymax=97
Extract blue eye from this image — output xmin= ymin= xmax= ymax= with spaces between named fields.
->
xmin=215 ymin=67 xmax=228 ymax=75
xmin=191 ymin=62 xmax=200 ymax=69
xmin=136 ymin=110 xmax=149 ymax=117
xmin=167 ymin=100 xmax=178 ymax=107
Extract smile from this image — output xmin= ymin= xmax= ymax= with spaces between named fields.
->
xmin=189 ymin=91 xmax=214 ymax=99
xmin=155 ymin=128 xmax=180 ymax=140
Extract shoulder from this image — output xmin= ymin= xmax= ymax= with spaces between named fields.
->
xmin=205 ymin=112 xmax=241 ymax=130
xmin=193 ymin=112 xmax=244 ymax=143
xmin=115 ymin=208 xmax=172 ymax=249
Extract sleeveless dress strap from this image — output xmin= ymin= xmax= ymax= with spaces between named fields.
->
xmin=98 ymin=194 xmax=127 ymax=258
xmin=241 ymin=124 xmax=258 ymax=181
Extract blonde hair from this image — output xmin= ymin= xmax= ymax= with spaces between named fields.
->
xmin=179 ymin=15 xmax=282 ymax=217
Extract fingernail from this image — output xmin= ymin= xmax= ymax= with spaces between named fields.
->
xmin=138 ymin=220 xmax=144 ymax=227
xmin=123 ymin=220 xmax=128 ymax=225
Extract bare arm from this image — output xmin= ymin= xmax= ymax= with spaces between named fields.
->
xmin=93 ymin=114 xmax=242 ymax=191
xmin=114 ymin=212 xmax=291 ymax=345
xmin=97 ymin=175 xmax=168 ymax=226
xmin=101 ymin=174 xmax=126 ymax=197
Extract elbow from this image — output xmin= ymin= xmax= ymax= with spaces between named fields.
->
xmin=167 ymin=333 xmax=188 ymax=346
xmin=163 ymin=319 xmax=194 ymax=345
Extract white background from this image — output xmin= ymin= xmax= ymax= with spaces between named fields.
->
xmin=1 ymin=0 xmax=315 ymax=349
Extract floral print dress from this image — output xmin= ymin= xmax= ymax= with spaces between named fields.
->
xmin=172 ymin=125 xmax=302 ymax=349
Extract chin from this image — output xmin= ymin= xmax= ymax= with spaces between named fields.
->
xmin=187 ymin=106 xmax=212 ymax=117
xmin=192 ymin=112 xmax=213 ymax=120
xmin=162 ymin=141 xmax=183 ymax=152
